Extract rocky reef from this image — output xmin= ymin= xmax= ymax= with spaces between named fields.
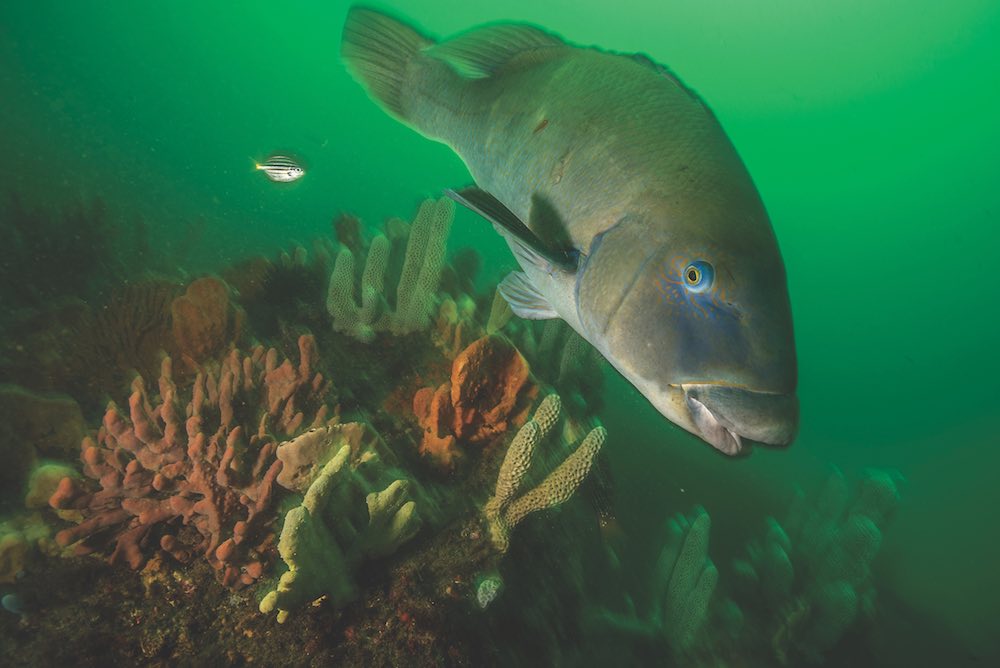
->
xmin=581 ymin=468 xmax=903 ymax=666
xmin=0 ymin=193 xmax=910 ymax=667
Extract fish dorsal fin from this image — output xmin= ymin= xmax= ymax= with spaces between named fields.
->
xmin=445 ymin=187 xmax=579 ymax=271
xmin=630 ymin=52 xmax=674 ymax=77
xmin=427 ymin=24 xmax=565 ymax=79
xmin=628 ymin=52 xmax=708 ymax=108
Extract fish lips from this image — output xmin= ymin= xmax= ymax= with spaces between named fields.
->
xmin=682 ymin=384 xmax=799 ymax=455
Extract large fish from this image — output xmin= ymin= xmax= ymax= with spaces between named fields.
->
xmin=341 ymin=7 xmax=798 ymax=454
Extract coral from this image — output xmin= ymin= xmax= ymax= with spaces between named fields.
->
xmin=332 ymin=212 xmax=364 ymax=256
xmin=0 ymin=385 xmax=86 ymax=460
xmin=362 ymin=479 xmax=421 ymax=557
xmin=327 ymin=234 xmax=390 ymax=342
xmin=170 ymin=277 xmax=244 ymax=368
xmin=220 ymin=255 xmax=273 ymax=305
xmin=730 ymin=468 xmax=902 ymax=664
xmin=412 ymin=383 xmax=460 ymax=467
xmin=486 ymin=286 xmax=513 ymax=335
xmin=49 ymin=335 xmax=336 ymax=588
xmin=495 ymin=427 xmax=604 ymax=546
xmin=326 ymin=197 xmax=454 ymax=341
xmin=413 ymin=335 xmax=537 ymax=468
xmin=439 ymin=246 xmax=482 ymax=300
xmin=391 ymin=197 xmax=455 ymax=334
xmin=485 ymin=394 xmax=561 ymax=518
xmin=484 ymin=394 xmax=606 ymax=553
xmin=0 ymin=299 xmax=94 ymax=397
xmin=581 ymin=470 xmax=902 ymax=666
xmin=260 ymin=446 xmax=358 ymax=622
xmin=259 ymin=443 xmax=423 ymax=622
xmin=82 ymin=280 xmax=179 ymax=384
xmin=0 ymin=530 xmax=30 ymax=585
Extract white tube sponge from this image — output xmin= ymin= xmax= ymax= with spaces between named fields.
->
xmin=325 ymin=236 xmax=390 ymax=343
xmin=390 ymin=197 xmax=454 ymax=334
xmin=484 ymin=393 xmax=604 ymax=553
xmin=326 ymin=198 xmax=453 ymax=340
xmin=359 ymin=235 xmax=389 ymax=332
xmin=501 ymin=426 xmax=605 ymax=530
xmin=651 ymin=507 xmax=718 ymax=651
xmin=485 ymin=393 xmax=562 ymax=521
xmin=326 ymin=248 xmax=359 ymax=336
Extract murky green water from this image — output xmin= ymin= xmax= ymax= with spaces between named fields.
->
xmin=2 ymin=1 xmax=997 ymax=665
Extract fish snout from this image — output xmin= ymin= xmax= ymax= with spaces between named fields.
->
xmin=682 ymin=384 xmax=798 ymax=455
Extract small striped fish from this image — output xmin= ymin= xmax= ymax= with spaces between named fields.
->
xmin=255 ymin=154 xmax=305 ymax=182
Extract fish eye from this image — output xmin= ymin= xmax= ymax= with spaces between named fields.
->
xmin=683 ymin=260 xmax=714 ymax=292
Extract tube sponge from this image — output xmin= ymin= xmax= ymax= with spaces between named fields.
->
xmin=326 ymin=235 xmax=390 ymax=342
xmin=651 ymin=507 xmax=718 ymax=652
xmin=483 ymin=393 xmax=604 ymax=553
xmin=325 ymin=197 xmax=454 ymax=341
xmin=391 ymin=197 xmax=454 ymax=334
xmin=731 ymin=468 xmax=902 ymax=664
xmin=260 ymin=441 xmax=424 ymax=622
xmin=259 ymin=446 xmax=357 ymax=622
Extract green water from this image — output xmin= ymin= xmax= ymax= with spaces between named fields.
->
xmin=2 ymin=0 xmax=998 ymax=664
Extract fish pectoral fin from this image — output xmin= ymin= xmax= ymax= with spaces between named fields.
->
xmin=499 ymin=271 xmax=559 ymax=320
xmin=426 ymin=24 xmax=565 ymax=79
xmin=445 ymin=187 xmax=578 ymax=271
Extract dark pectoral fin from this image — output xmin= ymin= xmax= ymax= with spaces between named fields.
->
xmin=445 ymin=186 xmax=579 ymax=271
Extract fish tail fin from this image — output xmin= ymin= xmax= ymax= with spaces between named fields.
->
xmin=341 ymin=6 xmax=434 ymax=121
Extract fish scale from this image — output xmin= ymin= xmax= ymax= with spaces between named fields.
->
xmin=342 ymin=7 xmax=798 ymax=454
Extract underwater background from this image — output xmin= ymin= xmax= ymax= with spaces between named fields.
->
xmin=1 ymin=0 xmax=998 ymax=666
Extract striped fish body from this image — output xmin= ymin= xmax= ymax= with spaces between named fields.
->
xmin=256 ymin=154 xmax=305 ymax=182
xmin=342 ymin=9 xmax=799 ymax=454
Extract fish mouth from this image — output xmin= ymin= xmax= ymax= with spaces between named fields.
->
xmin=681 ymin=384 xmax=799 ymax=455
